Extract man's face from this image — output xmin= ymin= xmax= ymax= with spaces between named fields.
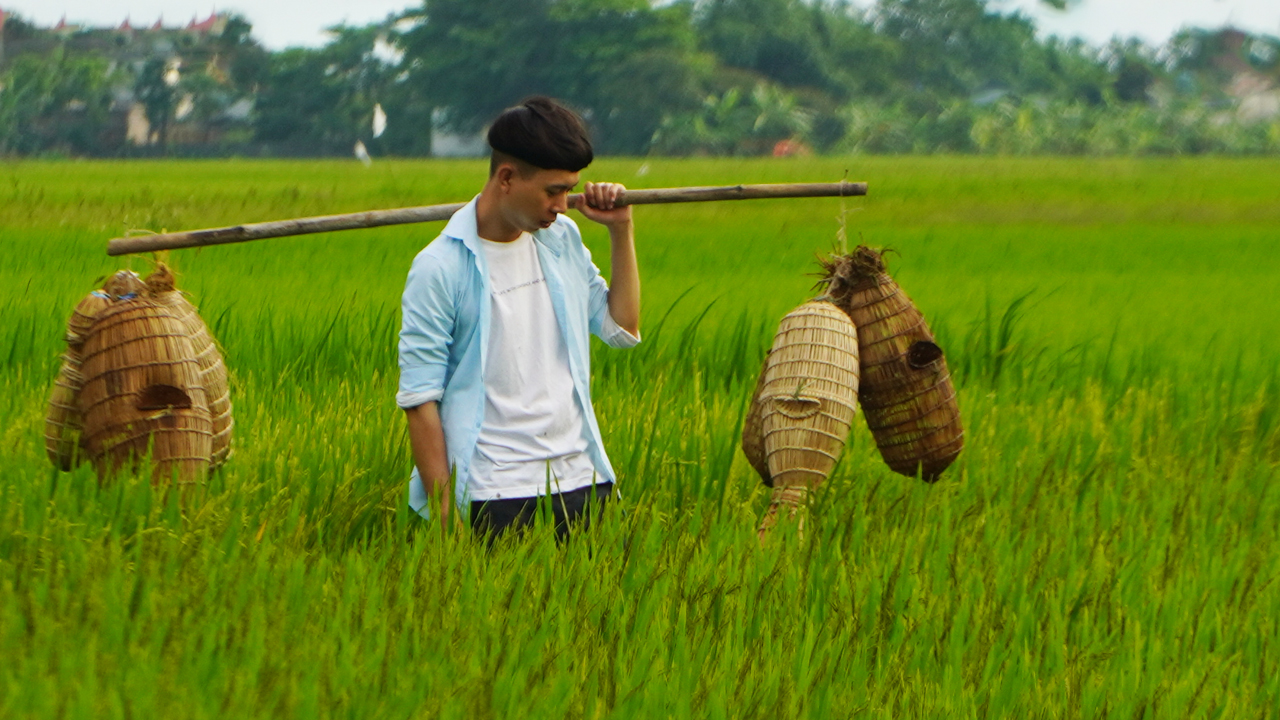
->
xmin=502 ymin=166 xmax=579 ymax=233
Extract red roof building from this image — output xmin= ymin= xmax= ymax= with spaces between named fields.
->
xmin=187 ymin=13 xmax=219 ymax=34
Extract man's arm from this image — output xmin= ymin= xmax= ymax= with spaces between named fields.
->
xmin=398 ymin=244 xmax=460 ymax=523
xmin=577 ymin=182 xmax=640 ymax=336
xmin=404 ymin=401 xmax=454 ymax=524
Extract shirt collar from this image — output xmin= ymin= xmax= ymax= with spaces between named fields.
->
xmin=441 ymin=196 xmax=482 ymax=252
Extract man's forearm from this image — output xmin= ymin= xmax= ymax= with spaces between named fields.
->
xmin=404 ymin=402 xmax=453 ymax=520
xmin=606 ymin=220 xmax=640 ymax=336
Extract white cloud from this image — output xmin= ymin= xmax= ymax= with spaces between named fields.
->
xmin=997 ymin=0 xmax=1280 ymax=45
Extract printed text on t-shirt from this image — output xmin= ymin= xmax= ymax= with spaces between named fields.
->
xmin=493 ymin=277 xmax=545 ymax=297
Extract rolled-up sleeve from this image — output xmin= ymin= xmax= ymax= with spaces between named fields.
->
xmin=596 ymin=294 xmax=641 ymax=348
xmin=397 ymin=248 xmax=456 ymax=408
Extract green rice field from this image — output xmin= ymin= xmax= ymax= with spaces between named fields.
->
xmin=1 ymin=156 xmax=1278 ymax=718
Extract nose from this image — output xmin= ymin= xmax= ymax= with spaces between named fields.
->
xmin=551 ymin=192 xmax=569 ymax=214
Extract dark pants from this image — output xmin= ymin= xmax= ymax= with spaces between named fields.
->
xmin=469 ymin=482 xmax=613 ymax=542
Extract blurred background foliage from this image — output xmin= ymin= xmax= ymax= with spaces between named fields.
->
xmin=0 ymin=0 xmax=1277 ymax=157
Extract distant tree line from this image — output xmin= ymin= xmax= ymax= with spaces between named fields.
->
xmin=1 ymin=0 xmax=1278 ymax=158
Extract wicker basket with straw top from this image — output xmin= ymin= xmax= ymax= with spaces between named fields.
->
xmin=821 ymin=246 xmax=963 ymax=481
xmin=44 ymin=271 xmax=144 ymax=470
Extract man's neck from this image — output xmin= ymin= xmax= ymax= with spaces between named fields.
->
xmin=474 ymin=183 xmax=523 ymax=243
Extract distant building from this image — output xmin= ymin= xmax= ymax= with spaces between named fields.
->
xmin=53 ymin=17 xmax=84 ymax=37
xmin=1212 ymin=29 xmax=1280 ymax=122
xmin=9 ymin=11 xmax=233 ymax=50
xmin=185 ymin=13 xmax=228 ymax=37
xmin=1 ymin=11 xmax=249 ymax=150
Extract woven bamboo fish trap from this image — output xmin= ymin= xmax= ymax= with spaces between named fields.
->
xmin=78 ymin=298 xmax=213 ymax=485
xmin=145 ymin=263 xmax=233 ymax=467
xmin=743 ymin=297 xmax=860 ymax=481
xmin=741 ymin=355 xmax=771 ymax=484
xmin=45 ymin=359 xmax=87 ymax=471
xmin=754 ymin=485 xmax=811 ymax=541
xmin=821 ymin=246 xmax=963 ymax=481
xmin=44 ymin=272 xmax=145 ymax=470
xmin=743 ymin=299 xmax=859 ymax=540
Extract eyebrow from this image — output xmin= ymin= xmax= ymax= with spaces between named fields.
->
xmin=547 ymin=183 xmax=577 ymax=192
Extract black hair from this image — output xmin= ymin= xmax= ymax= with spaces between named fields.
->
xmin=487 ymin=96 xmax=593 ymax=174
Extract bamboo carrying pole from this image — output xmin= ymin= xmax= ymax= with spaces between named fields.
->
xmin=106 ymin=181 xmax=867 ymax=256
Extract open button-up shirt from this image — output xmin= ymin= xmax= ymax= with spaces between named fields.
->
xmin=397 ymin=198 xmax=640 ymax=517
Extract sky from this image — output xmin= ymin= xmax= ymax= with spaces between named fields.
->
xmin=4 ymin=0 xmax=1279 ymax=51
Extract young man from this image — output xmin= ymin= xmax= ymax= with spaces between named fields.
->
xmin=397 ymin=97 xmax=640 ymax=538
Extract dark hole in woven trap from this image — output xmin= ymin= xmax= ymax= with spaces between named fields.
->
xmin=136 ymin=385 xmax=193 ymax=411
xmin=907 ymin=341 xmax=944 ymax=369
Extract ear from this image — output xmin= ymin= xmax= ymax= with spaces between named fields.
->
xmin=495 ymin=163 xmax=516 ymax=191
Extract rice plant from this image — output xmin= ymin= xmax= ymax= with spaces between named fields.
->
xmin=1 ymin=157 xmax=1277 ymax=718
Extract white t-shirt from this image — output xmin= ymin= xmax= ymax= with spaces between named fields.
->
xmin=470 ymin=232 xmax=599 ymax=501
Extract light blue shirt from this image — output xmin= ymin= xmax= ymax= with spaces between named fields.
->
xmin=397 ymin=197 xmax=639 ymax=517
